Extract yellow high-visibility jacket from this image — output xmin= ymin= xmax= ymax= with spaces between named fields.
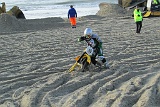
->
xmin=153 ymin=0 xmax=159 ymax=4
xmin=133 ymin=9 xmax=143 ymax=22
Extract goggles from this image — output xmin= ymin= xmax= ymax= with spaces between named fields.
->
xmin=85 ymin=35 xmax=91 ymax=39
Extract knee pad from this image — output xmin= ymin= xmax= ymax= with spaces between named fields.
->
xmin=102 ymin=58 xmax=106 ymax=63
xmin=98 ymin=56 xmax=106 ymax=63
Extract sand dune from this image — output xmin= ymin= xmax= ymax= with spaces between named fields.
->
xmin=0 ymin=3 xmax=160 ymax=107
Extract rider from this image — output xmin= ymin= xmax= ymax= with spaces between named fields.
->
xmin=78 ymin=28 xmax=109 ymax=69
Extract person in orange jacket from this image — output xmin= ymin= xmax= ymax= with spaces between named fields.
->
xmin=68 ymin=5 xmax=77 ymax=28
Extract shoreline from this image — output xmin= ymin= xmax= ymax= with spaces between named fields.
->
xmin=0 ymin=3 xmax=132 ymax=34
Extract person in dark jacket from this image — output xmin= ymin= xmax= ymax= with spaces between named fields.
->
xmin=68 ymin=5 xmax=77 ymax=28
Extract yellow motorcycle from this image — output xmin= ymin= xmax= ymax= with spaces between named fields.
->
xmin=69 ymin=45 xmax=100 ymax=72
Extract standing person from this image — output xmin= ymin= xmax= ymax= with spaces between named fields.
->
xmin=0 ymin=2 xmax=6 ymax=13
xmin=153 ymin=0 xmax=159 ymax=5
xmin=68 ymin=5 xmax=77 ymax=28
xmin=133 ymin=6 xmax=143 ymax=33
xmin=78 ymin=28 xmax=109 ymax=69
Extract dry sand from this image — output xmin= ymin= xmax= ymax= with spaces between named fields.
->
xmin=0 ymin=3 xmax=160 ymax=107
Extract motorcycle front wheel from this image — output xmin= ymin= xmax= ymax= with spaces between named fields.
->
xmin=81 ymin=57 xmax=90 ymax=72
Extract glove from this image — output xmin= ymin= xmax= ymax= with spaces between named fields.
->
xmin=78 ymin=36 xmax=86 ymax=42
xmin=78 ymin=38 xmax=81 ymax=42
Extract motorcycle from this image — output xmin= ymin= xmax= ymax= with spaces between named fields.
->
xmin=68 ymin=45 xmax=101 ymax=73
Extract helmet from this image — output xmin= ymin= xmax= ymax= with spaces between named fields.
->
xmin=84 ymin=28 xmax=92 ymax=37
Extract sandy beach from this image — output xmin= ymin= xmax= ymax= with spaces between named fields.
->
xmin=0 ymin=3 xmax=160 ymax=107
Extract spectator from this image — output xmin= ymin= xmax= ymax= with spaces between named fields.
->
xmin=68 ymin=5 xmax=77 ymax=28
xmin=133 ymin=6 xmax=143 ymax=33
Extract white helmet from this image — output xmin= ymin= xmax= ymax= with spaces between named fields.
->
xmin=84 ymin=28 xmax=92 ymax=36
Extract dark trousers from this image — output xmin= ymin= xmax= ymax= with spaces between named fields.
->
xmin=136 ymin=21 xmax=142 ymax=33
xmin=91 ymin=56 xmax=97 ymax=65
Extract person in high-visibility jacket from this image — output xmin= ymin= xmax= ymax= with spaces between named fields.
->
xmin=153 ymin=0 xmax=159 ymax=4
xmin=133 ymin=6 xmax=143 ymax=33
